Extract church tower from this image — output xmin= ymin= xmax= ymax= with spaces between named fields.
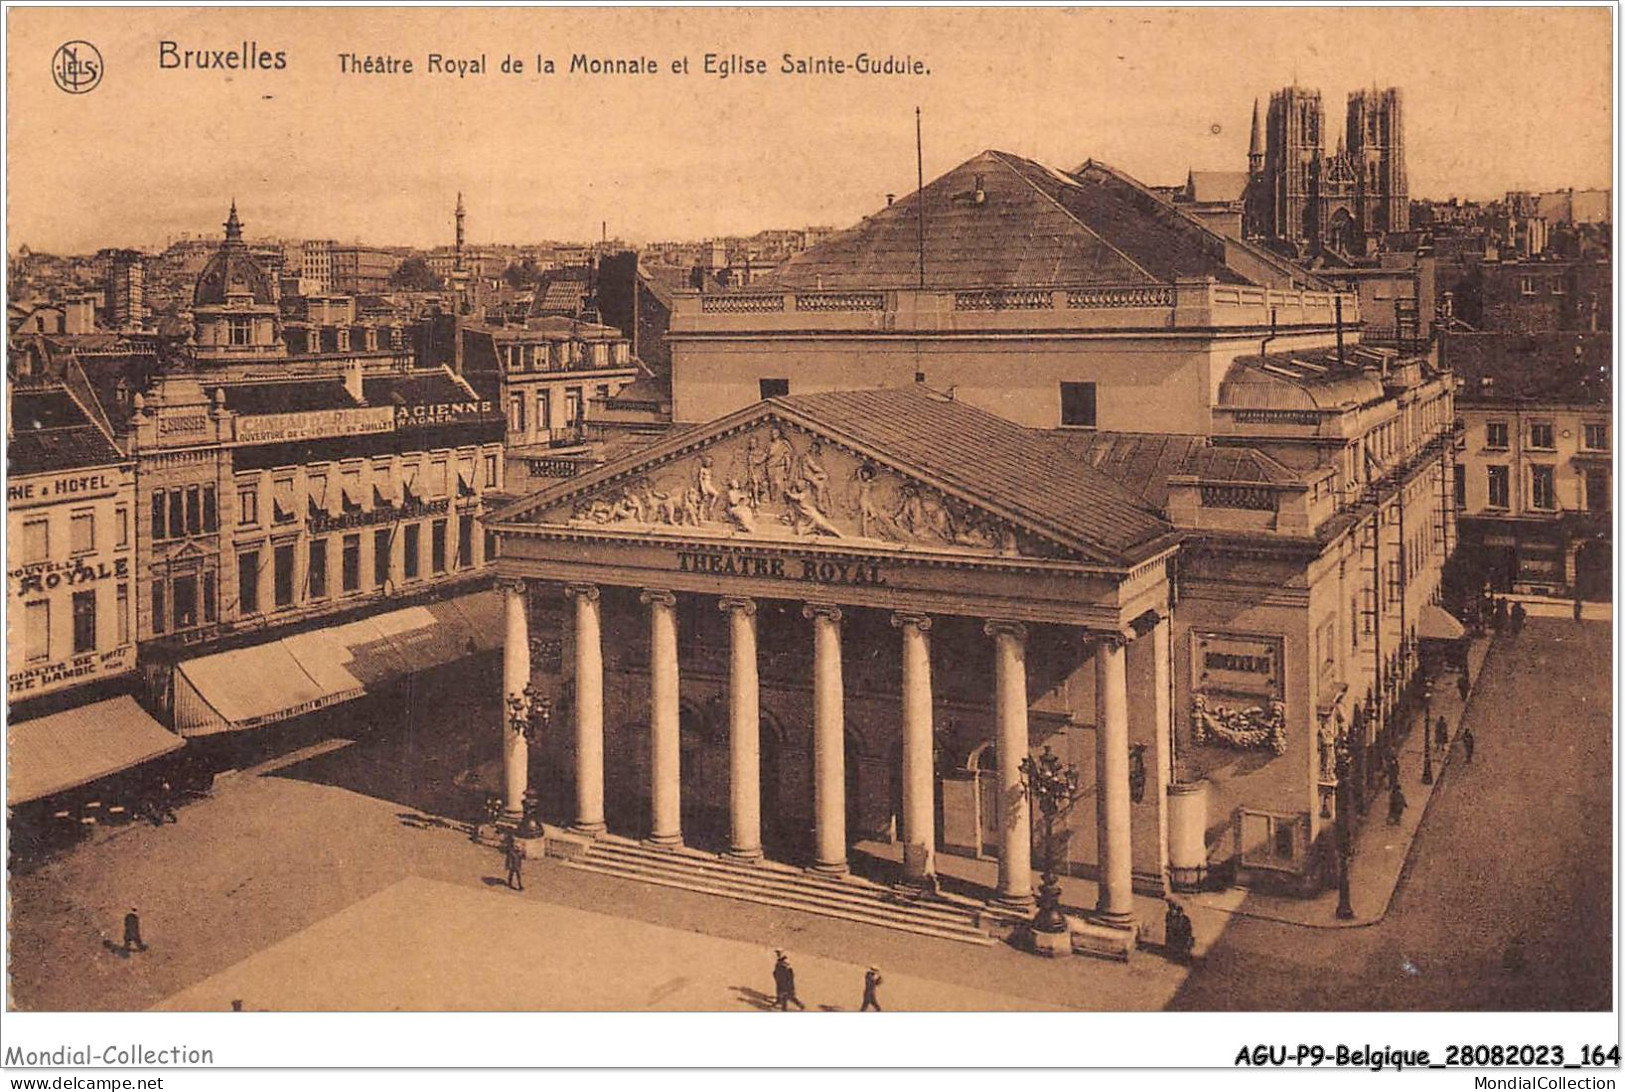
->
xmin=1264 ymin=86 xmax=1324 ymax=252
xmin=1346 ymin=87 xmax=1409 ymax=237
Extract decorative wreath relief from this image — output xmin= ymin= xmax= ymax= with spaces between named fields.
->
xmin=1191 ymin=694 xmax=1287 ymax=755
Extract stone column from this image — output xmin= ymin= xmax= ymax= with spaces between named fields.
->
xmin=1094 ymin=633 xmax=1134 ymax=928
xmin=642 ymin=589 xmax=682 ymax=846
xmin=804 ymin=603 xmax=847 ymax=875
xmin=565 ymin=583 xmax=606 ymax=836
xmin=1152 ymin=615 xmax=1172 ymax=888
xmin=499 ymin=578 xmax=530 ymax=824
xmin=984 ymin=620 xmax=1033 ymax=908
xmin=720 ymin=597 xmax=762 ymax=862
xmin=891 ymin=612 xmax=936 ymax=885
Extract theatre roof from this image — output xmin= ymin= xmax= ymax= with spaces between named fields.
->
xmin=1052 ymin=431 xmax=1298 ymax=510
xmin=494 ymin=384 xmax=1175 ymax=566
xmin=1219 ymin=346 xmax=1394 ymax=412
xmin=765 ymin=149 xmax=1259 ymax=291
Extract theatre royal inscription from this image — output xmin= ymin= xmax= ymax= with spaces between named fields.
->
xmin=675 ymin=549 xmax=885 ymax=586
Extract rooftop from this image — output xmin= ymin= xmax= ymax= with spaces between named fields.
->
xmin=9 ymin=386 xmax=126 ymax=476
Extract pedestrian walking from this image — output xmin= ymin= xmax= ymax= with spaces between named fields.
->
xmin=122 ymin=908 xmax=146 ymax=954
xmin=1164 ymin=899 xmax=1195 ymax=964
xmin=1435 ymin=715 xmax=1449 ymax=750
xmin=1492 ymin=598 xmax=1507 ymax=634
xmin=1573 ymin=594 xmax=1585 ymax=623
xmin=1387 ymin=782 xmax=1407 ymax=825
xmin=1384 ymin=749 xmax=1401 ymax=790
xmin=1510 ymin=602 xmax=1526 ymax=636
xmin=772 ymin=950 xmax=805 ymax=1011
xmin=1457 ymin=670 xmax=1470 ymax=704
xmin=503 ymin=835 xmax=524 ymax=892
xmin=1462 ymin=724 xmax=1475 ymax=763
xmin=860 ymin=966 xmax=883 ymax=1011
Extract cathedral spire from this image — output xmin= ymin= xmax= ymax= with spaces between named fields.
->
xmin=1247 ymin=98 xmax=1264 ymax=177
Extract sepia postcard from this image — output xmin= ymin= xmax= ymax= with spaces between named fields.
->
xmin=1 ymin=3 xmax=1618 ymax=1081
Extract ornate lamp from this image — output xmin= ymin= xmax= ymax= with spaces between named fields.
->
xmin=1420 ymin=679 xmax=1435 ymax=786
xmin=1333 ymin=736 xmax=1356 ymax=920
xmin=1018 ymin=745 xmax=1083 ymax=936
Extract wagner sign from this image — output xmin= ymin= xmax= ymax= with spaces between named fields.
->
xmin=394 ymin=400 xmax=497 ymax=427
xmin=236 ymin=406 xmax=395 ymax=445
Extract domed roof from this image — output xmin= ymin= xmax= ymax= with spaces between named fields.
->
xmin=193 ymin=203 xmax=275 ymax=308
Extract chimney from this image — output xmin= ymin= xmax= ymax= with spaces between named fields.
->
xmin=972 ymin=175 xmax=986 ymax=205
xmin=886 ymin=194 xmax=895 ymax=207
xmin=344 ymin=356 xmax=365 ymax=404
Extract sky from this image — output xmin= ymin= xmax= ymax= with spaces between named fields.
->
xmin=6 ymin=6 xmax=1615 ymax=253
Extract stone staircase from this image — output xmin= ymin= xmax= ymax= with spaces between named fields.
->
xmin=556 ymin=834 xmax=998 ymax=946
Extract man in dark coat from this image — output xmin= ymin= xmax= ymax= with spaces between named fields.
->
xmin=1510 ymin=602 xmax=1526 ymax=636
xmin=772 ymin=951 xmax=805 ymax=1011
xmin=1435 ymin=716 xmax=1449 ymax=750
xmin=123 ymin=908 xmax=146 ymax=953
xmin=503 ymin=835 xmax=524 ymax=891
xmin=860 ymin=967 xmax=883 ymax=1011
xmin=1164 ymin=900 xmax=1195 ymax=963
xmin=1387 ymin=783 xmax=1408 ymax=825
xmin=1462 ymin=724 xmax=1475 ymax=763
xmin=1458 ymin=670 xmax=1471 ymax=704
xmin=1384 ymin=749 xmax=1401 ymax=789
xmin=1492 ymin=599 xmax=1507 ymax=634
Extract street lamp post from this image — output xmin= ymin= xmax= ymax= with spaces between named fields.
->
xmin=521 ymin=686 xmax=551 ymax=838
xmin=1334 ymin=740 xmax=1355 ymax=920
xmin=1420 ymin=680 xmax=1434 ymax=786
xmin=1018 ymin=745 xmax=1082 ymax=936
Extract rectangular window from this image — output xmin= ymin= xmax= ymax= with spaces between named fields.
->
xmin=115 ymin=505 xmax=130 ymax=548
xmin=1519 ymin=275 xmax=1536 ymax=296
xmin=1386 ymin=558 xmax=1403 ymax=607
xmin=1584 ymin=423 xmax=1608 ymax=450
xmin=1487 ymin=465 xmax=1510 ymax=508
xmin=373 ymin=529 xmax=390 ymax=589
xmin=509 ymin=395 xmax=526 ymax=434
xmin=758 ymin=378 xmax=790 ymax=400
xmin=71 ymin=590 xmax=96 ymax=654
xmin=229 ymin=317 xmax=253 ymax=345
xmin=1586 ymin=469 xmax=1610 ymax=513
xmin=173 ymin=575 xmax=198 ymax=629
xmin=116 ymin=583 xmax=130 ymax=645
xmin=274 ymin=544 xmax=295 ymax=608
xmin=403 ymin=524 xmax=421 ymax=581
xmin=565 ymin=388 xmax=583 ymax=424
xmin=431 ymin=519 xmax=448 ymax=573
xmin=458 ymin=514 xmax=474 ymax=569
xmin=202 ymin=571 xmax=217 ymax=623
xmin=344 ymin=534 xmax=362 ymax=593
xmin=1531 ymin=465 xmax=1557 ymax=510
xmin=169 ymin=490 xmax=185 ymax=539
xmin=25 ymin=601 xmax=50 ymax=663
xmin=432 ymin=461 xmax=449 ymax=498
xmin=536 ymin=390 xmax=551 ymax=431
xmin=1529 ymin=422 xmax=1555 ymax=450
xmin=23 ymin=518 xmax=49 ymax=563
xmin=1453 ymin=465 xmax=1466 ymax=506
xmin=1060 ymin=382 xmax=1098 ymax=428
xmin=151 ymin=581 xmax=166 ymax=634
xmin=1485 ymin=421 xmax=1509 ymax=450
xmin=185 ymin=486 xmax=201 ymax=536
xmin=203 ymin=485 xmax=218 ymax=533
xmin=239 ymin=550 xmax=260 ymax=614
xmin=309 ymin=539 xmax=329 ymax=599
xmin=152 ymin=490 xmax=167 ymax=541
xmin=69 ymin=510 xmax=94 ymax=554
xmin=484 ymin=452 xmax=498 ymax=488
xmin=272 ymin=480 xmax=296 ymax=524
xmin=239 ymin=487 xmax=258 ymax=526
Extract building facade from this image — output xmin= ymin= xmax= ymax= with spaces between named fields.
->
xmin=7 ymin=385 xmax=138 ymax=707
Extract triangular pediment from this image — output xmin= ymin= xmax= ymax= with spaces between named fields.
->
xmin=494 ymin=404 xmax=1090 ymax=562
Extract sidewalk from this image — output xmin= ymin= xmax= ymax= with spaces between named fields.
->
xmin=1501 ymin=592 xmax=1612 ymax=622
xmin=1182 ymin=633 xmax=1495 ymax=929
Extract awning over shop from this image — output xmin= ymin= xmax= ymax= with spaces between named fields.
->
xmin=171 ymin=589 xmax=501 ymax=737
xmin=1416 ymin=603 xmax=1467 ymax=641
xmin=7 ymin=695 xmax=185 ymax=806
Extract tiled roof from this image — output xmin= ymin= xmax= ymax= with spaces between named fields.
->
xmin=1186 ymin=171 xmax=1249 ymax=204
xmin=363 ymin=370 xmax=477 ymax=407
xmin=1447 ymin=334 xmax=1612 ymax=405
xmin=1050 ymin=431 xmax=1297 ymax=510
xmin=765 ymin=150 xmax=1267 ymax=292
xmin=221 ymin=380 xmax=355 ymax=415
xmin=9 ymin=387 xmax=125 ymax=476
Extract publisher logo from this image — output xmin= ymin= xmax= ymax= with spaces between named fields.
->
xmin=52 ymin=40 xmax=103 ymax=94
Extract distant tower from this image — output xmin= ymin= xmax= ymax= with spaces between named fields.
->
xmin=454 ymin=191 xmax=466 ymax=273
xmin=1247 ymin=98 xmax=1264 ymax=177
xmin=105 ymin=249 xmax=145 ymax=331
xmin=451 ymin=193 xmax=469 ymax=373
xmin=1243 ymin=98 xmax=1266 ymax=238
xmin=1264 ymin=86 xmax=1325 ymax=251
xmin=1346 ymin=87 xmax=1409 ymax=237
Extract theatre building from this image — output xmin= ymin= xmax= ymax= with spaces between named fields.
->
xmin=482 ymin=149 xmax=1457 ymax=940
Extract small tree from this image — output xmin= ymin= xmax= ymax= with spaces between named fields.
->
xmin=389 ymin=257 xmax=443 ymax=291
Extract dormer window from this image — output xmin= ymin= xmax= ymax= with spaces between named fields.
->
xmin=228 ymin=317 xmax=253 ymax=346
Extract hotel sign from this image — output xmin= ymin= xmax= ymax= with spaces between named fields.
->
xmin=8 ymin=470 xmax=121 ymax=505
xmin=237 ymin=406 xmax=395 ymax=445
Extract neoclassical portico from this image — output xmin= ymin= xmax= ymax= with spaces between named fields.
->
xmin=487 ymin=388 xmax=1180 ymax=932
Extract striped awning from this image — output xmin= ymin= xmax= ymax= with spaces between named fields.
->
xmin=7 ymin=696 xmax=184 ymax=806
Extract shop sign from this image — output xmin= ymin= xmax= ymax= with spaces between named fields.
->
xmin=309 ymin=497 xmax=449 ymax=534
xmin=10 ymin=555 xmax=131 ymax=596
xmin=394 ymin=400 xmax=497 ymax=427
xmin=1192 ymin=632 xmax=1283 ymax=701
xmin=8 ymin=470 xmax=120 ymax=504
xmin=237 ymin=406 xmax=394 ymax=445
xmin=8 ymin=644 xmax=135 ymax=698
xmin=675 ymin=550 xmax=886 ymax=587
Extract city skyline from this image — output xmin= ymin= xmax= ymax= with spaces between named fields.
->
xmin=7 ymin=7 xmax=1613 ymax=255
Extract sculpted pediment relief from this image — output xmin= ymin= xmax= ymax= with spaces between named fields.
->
xmin=519 ymin=418 xmax=1074 ymax=561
